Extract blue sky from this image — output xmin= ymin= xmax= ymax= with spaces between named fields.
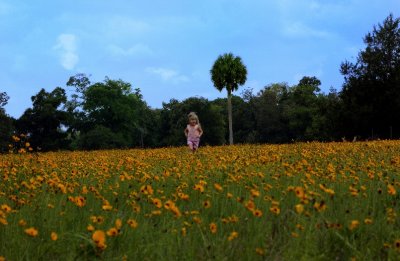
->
xmin=0 ymin=0 xmax=399 ymax=118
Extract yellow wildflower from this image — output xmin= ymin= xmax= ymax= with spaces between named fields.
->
xmin=25 ymin=227 xmax=39 ymax=237
xmin=127 ymin=219 xmax=138 ymax=229
xmin=228 ymin=231 xmax=238 ymax=241
xmin=92 ymin=230 xmax=107 ymax=250
xmin=209 ymin=222 xmax=217 ymax=234
xmin=51 ymin=232 xmax=58 ymax=241
xmin=106 ymin=227 xmax=119 ymax=237
xmin=349 ymin=220 xmax=359 ymax=230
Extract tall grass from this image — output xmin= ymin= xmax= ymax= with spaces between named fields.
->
xmin=0 ymin=141 xmax=399 ymax=260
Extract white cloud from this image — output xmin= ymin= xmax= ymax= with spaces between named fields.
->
xmin=283 ymin=22 xmax=332 ymax=39
xmin=108 ymin=43 xmax=153 ymax=57
xmin=146 ymin=67 xmax=190 ymax=84
xmin=53 ymin=34 xmax=79 ymax=70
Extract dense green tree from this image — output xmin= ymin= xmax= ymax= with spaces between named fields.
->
xmin=77 ymin=77 xmax=149 ymax=149
xmin=211 ymin=53 xmax=247 ymax=145
xmin=282 ymin=77 xmax=323 ymax=141
xmin=16 ymin=87 xmax=69 ymax=151
xmin=313 ymin=88 xmax=343 ymax=141
xmin=340 ymin=14 xmax=400 ymax=139
xmin=0 ymin=91 xmax=14 ymax=152
xmin=0 ymin=113 xmax=14 ymax=153
xmin=252 ymin=83 xmax=289 ymax=143
xmin=160 ymin=97 xmax=225 ymax=147
xmin=0 ymin=92 xmax=9 ymax=112
xmin=212 ymin=94 xmax=257 ymax=144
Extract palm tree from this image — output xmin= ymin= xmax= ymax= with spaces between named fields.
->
xmin=210 ymin=53 xmax=247 ymax=145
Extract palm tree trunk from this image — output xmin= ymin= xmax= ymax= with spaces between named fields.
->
xmin=227 ymin=90 xmax=233 ymax=145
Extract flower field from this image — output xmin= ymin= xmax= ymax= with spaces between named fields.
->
xmin=0 ymin=141 xmax=399 ymax=260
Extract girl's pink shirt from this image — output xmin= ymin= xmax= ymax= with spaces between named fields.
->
xmin=187 ymin=124 xmax=201 ymax=139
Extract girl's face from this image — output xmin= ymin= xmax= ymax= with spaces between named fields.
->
xmin=189 ymin=118 xmax=197 ymax=126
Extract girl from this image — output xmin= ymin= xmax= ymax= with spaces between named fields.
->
xmin=184 ymin=112 xmax=203 ymax=152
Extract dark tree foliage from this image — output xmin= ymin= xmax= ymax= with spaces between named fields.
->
xmin=252 ymin=83 xmax=290 ymax=143
xmin=77 ymin=77 xmax=152 ymax=149
xmin=0 ymin=92 xmax=9 ymax=111
xmin=0 ymin=113 xmax=14 ymax=152
xmin=340 ymin=14 xmax=400 ymax=139
xmin=282 ymin=76 xmax=323 ymax=141
xmin=16 ymin=87 xmax=69 ymax=151
xmin=0 ymin=91 xmax=15 ymax=152
xmin=160 ymin=97 xmax=225 ymax=147
xmin=212 ymin=95 xmax=257 ymax=144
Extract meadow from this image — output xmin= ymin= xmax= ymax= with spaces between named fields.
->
xmin=0 ymin=140 xmax=399 ymax=260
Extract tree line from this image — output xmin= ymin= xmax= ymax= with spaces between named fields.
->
xmin=1 ymin=14 xmax=399 ymax=152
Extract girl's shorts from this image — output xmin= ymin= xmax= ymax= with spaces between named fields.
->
xmin=188 ymin=138 xmax=200 ymax=149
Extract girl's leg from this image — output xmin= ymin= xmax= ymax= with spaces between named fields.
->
xmin=188 ymin=141 xmax=194 ymax=151
xmin=192 ymin=139 xmax=199 ymax=151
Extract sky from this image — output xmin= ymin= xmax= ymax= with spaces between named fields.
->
xmin=0 ymin=0 xmax=399 ymax=118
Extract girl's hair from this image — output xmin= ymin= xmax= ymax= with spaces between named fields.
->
xmin=188 ymin=112 xmax=200 ymax=124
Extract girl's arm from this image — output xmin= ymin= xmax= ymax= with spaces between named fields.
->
xmin=184 ymin=126 xmax=189 ymax=137
xmin=198 ymin=125 xmax=203 ymax=137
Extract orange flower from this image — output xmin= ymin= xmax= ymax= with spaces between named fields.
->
xmin=75 ymin=196 xmax=86 ymax=207
xmin=245 ymin=200 xmax=255 ymax=211
xmin=349 ymin=220 xmax=359 ymax=230
xmin=250 ymin=189 xmax=260 ymax=197
xmin=102 ymin=204 xmax=113 ymax=211
xmin=387 ymin=184 xmax=397 ymax=195
xmin=164 ymin=200 xmax=174 ymax=210
xmin=18 ymin=219 xmax=27 ymax=227
xmin=228 ymin=231 xmax=238 ymax=241
xmin=214 ymin=183 xmax=223 ymax=192
xmin=253 ymin=209 xmax=263 ymax=217
xmin=51 ymin=232 xmax=58 ymax=241
xmin=1 ymin=204 xmax=12 ymax=213
xmin=295 ymin=204 xmax=304 ymax=214
xmin=152 ymin=198 xmax=163 ymax=208
xmin=25 ymin=227 xmax=38 ymax=237
xmin=87 ymin=224 xmax=95 ymax=232
xmin=140 ymin=184 xmax=154 ymax=195
xmin=0 ymin=218 xmax=7 ymax=225
xmin=270 ymin=206 xmax=280 ymax=215
xmin=181 ymin=227 xmax=187 ymax=237
xmin=296 ymin=224 xmax=305 ymax=230
xmin=193 ymin=216 xmax=202 ymax=224
xmin=178 ymin=192 xmax=189 ymax=200
xmin=90 ymin=216 xmax=104 ymax=224
xmin=194 ymin=184 xmax=205 ymax=193
xmin=209 ymin=222 xmax=217 ymax=234
xmin=151 ymin=210 xmax=162 ymax=216
xmin=313 ymin=201 xmax=327 ymax=212
xmin=255 ymin=248 xmax=265 ymax=256
xmin=115 ymin=218 xmax=122 ymax=229
xmin=394 ymin=239 xmax=400 ymax=251
xmin=294 ymin=187 xmax=305 ymax=198
xmin=291 ymin=232 xmax=299 ymax=238
xmin=364 ymin=218 xmax=373 ymax=225
xmin=92 ymin=230 xmax=107 ymax=250
xmin=203 ymin=200 xmax=211 ymax=209
xmin=127 ymin=219 xmax=138 ymax=229
xmin=106 ymin=227 xmax=119 ymax=237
